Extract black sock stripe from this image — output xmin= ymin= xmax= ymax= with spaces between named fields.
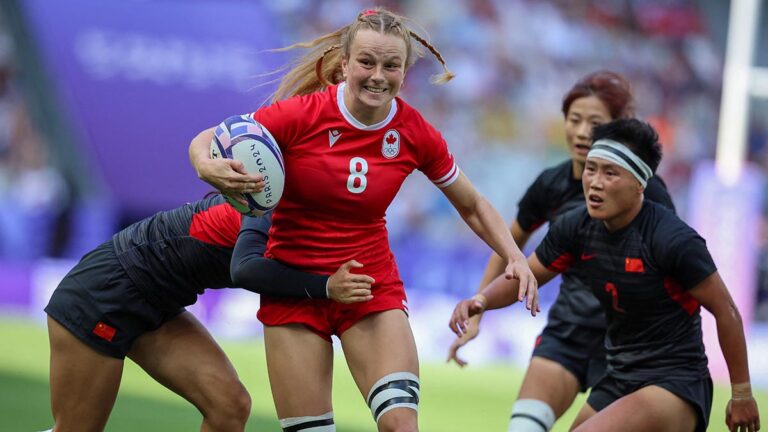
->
xmin=367 ymin=379 xmax=420 ymax=405
xmin=282 ymin=418 xmax=334 ymax=432
xmin=373 ymin=396 xmax=419 ymax=419
xmin=510 ymin=413 xmax=548 ymax=431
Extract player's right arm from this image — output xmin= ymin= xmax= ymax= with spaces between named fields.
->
xmin=447 ymin=220 xmax=532 ymax=366
xmin=449 ymin=253 xmax=556 ymax=337
xmin=189 ymin=126 xmax=263 ymax=197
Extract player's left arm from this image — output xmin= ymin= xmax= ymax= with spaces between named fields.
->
xmin=440 ymin=172 xmax=538 ymax=311
xmin=688 ymin=272 xmax=760 ymax=431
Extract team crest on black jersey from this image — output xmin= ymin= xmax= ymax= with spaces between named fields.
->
xmin=382 ymin=129 xmax=400 ymax=159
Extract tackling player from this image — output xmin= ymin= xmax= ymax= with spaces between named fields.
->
xmin=45 ymin=194 xmax=371 ymax=432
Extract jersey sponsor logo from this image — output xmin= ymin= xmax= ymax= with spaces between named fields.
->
xmin=92 ymin=321 xmax=117 ymax=342
xmin=580 ymin=252 xmax=596 ymax=261
xmin=382 ymin=129 xmax=400 ymax=159
xmin=329 ymin=129 xmax=342 ymax=147
xmin=624 ymin=257 xmax=644 ymax=273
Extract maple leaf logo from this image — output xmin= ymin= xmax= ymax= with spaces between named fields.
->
xmin=381 ymin=129 xmax=400 ymax=159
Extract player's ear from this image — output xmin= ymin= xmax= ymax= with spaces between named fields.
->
xmin=636 ymin=181 xmax=645 ymax=196
xmin=341 ymin=56 xmax=349 ymax=80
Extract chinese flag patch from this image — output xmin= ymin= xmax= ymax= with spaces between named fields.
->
xmin=625 ymin=257 xmax=644 ymax=273
xmin=93 ymin=321 xmax=117 ymax=342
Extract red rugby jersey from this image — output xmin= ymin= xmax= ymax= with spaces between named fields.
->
xmin=251 ymin=83 xmax=458 ymax=277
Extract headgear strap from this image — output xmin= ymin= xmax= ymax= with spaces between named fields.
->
xmin=587 ymin=139 xmax=653 ymax=187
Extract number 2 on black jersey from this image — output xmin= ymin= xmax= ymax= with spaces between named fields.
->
xmin=604 ymin=282 xmax=626 ymax=313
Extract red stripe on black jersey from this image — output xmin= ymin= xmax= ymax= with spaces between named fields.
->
xmin=547 ymin=252 xmax=576 ymax=273
xmin=663 ymin=277 xmax=700 ymax=315
xmin=189 ymin=203 xmax=241 ymax=247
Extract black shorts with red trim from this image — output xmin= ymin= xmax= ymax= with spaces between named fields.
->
xmin=531 ymin=316 xmax=607 ymax=392
xmin=587 ymin=374 xmax=713 ymax=432
xmin=45 ymin=240 xmax=185 ymax=359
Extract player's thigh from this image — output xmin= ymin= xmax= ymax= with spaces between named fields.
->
xmin=340 ymin=309 xmax=418 ymax=393
xmin=263 ymin=324 xmax=334 ymax=418
xmin=573 ymin=385 xmax=697 ymax=432
xmin=340 ymin=309 xmax=419 ymax=429
xmin=48 ymin=315 xmax=124 ymax=429
xmin=569 ymin=402 xmax=597 ymax=431
xmin=127 ymin=311 xmax=248 ymax=411
xmin=518 ymin=356 xmax=582 ymax=418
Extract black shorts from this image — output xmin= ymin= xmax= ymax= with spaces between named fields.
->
xmin=531 ymin=317 xmax=607 ymax=392
xmin=45 ymin=240 xmax=185 ymax=359
xmin=587 ymin=374 xmax=713 ymax=432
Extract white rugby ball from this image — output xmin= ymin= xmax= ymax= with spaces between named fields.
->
xmin=209 ymin=115 xmax=285 ymax=216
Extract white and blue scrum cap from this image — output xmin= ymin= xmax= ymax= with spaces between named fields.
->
xmin=587 ymin=139 xmax=653 ymax=188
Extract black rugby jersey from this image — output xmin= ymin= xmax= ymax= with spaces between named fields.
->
xmin=112 ymin=195 xmax=250 ymax=310
xmin=535 ymin=201 xmax=716 ymax=380
xmin=517 ymin=160 xmax=675 ymax=328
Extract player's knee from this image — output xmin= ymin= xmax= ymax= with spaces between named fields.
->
xmin=376 ymin=410 xmax=418 ymax=432
xmin=367 ymin=372 xmax=419 ymax=431
xmin=204 ymin=379 xmax=251 ymax=426
xmin=279 ymin=411 xmax=335 ymax=431
xmin=228 ymin=382 xmax=252 ymax=423
xmin=508 ymin=399 xmax=556 ymax=432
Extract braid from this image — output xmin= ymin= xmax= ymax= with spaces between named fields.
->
xmin=408 ymin=30 xmax=455 ymax=84
xmin=315 ymin=44 xmax=342 ymax=87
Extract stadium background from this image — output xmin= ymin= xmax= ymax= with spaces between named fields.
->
xmin=0 ymin=0 xmax=766 ymax=430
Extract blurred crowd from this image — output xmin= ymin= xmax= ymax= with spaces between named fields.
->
xmin=0 ymin=23 xmax=68 ymax=261
xmin=2 ymin=0 xmax=768 ymax=317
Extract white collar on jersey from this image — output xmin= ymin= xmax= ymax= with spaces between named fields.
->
xmin=336 ymin=82 xmax=398 ymax=131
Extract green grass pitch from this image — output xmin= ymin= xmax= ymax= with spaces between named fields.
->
xmin=1 ymin=317 xmax=764 ymax=431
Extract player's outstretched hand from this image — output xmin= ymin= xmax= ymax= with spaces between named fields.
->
xmin=505 ymin=260 xmax=540 ymax=316
xmin=327 ymin=260 xmax=375 ymax=304
xmin=446 ymin=314 xmax=482 ymax=367
xmin=198 ymin=157 xmax=264 ymax=199
xmin=449 ymin=295 xmax=486 ymax=337
xmin=726 ymin=396 xmax=760 ymax=432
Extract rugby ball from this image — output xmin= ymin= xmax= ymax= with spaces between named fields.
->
xmin=209 ymin=114 xmax=285 ymax=216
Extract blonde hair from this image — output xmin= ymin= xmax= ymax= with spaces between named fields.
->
xmin=271 ymin=7 xmax=454 ymax=102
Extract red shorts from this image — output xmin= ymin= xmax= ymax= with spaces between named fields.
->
xmin=257 ymin=272 xmax=407 ymax=342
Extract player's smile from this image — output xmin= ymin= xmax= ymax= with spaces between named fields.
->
xmin=363 ymin=85 xmax=387 ymax=93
